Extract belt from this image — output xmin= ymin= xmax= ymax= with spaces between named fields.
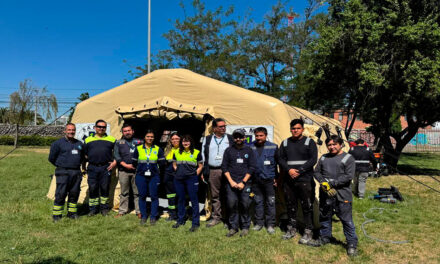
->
xmin=209 ymin=166 xmax=222 ymax=169
xmin=89 ymin=163 xmax=109 ymax=167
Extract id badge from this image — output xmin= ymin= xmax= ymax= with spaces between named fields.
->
xmin=236 ymin=158 xmax=244 ymax=164
xmin=215 ymin=155 xmax=222 ymax=160
xmin=264 ymin=160 xmax=271 ymax=165
xmin=144 ymin=170 xmax=151 ymax=176
xmin=71 ymin=149 xmax=78 ymax=155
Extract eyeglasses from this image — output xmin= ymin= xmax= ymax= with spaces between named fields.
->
xmin=96 ymin=126 xmax=106 ymax=129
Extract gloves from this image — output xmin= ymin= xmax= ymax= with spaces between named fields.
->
xmin=321 ymin=181 xmax=337 ymax=197
xmin=321 ymin=182 xmax=331 ymax=191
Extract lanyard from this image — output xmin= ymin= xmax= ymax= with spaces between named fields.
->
xmin=144 ymin=145 xmax=153 ymax=163
xmin=213 ymin=135 xmax=225 ymax=155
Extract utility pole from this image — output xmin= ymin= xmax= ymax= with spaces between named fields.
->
xmin=34 ymin=96 xmax=38 ymax=125
xmin=147 ymin=0 xmax=151 ymax=73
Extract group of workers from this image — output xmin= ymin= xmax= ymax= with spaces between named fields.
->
xmin=49 ymin=117 xmax=378 ymax=257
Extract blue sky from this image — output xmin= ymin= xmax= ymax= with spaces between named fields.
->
xmin=0 ymin=0 xmax=318 ymax=119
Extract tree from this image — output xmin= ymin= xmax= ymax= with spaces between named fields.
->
xmin=67 ymin=92 xmax=90 ymax=123
xmin=9 ymin=79 xmax=58 ymax=125
xmin=130 ymin=0 xmax=326 ymax=101
xmin=303 ymin=0 xmax=440 ymax=168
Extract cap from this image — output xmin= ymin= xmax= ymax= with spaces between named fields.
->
xmin=232 ymin=128 xmax=246 ymax=138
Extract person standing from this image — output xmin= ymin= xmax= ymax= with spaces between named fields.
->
xmin=114 ymin=123 xmax=143 ymax=218
xmin=250 ymin=127 xmax=279 ymax=234
xmin=311 ymin=135 xmax=358 ymax=257
xmin=202 ymin=118 xmax=233 ymax=227
xmin=222 ymin=129 xmax=256 ymax=237
xmin=84 ymin=120 xmax=116 ymax=216
xmin=48 ymin=123 xmax=85 ymax=222
xmin=172 ymin=135 xmax=204 ymax=232
xmin=163 ymin=132 xmax=180 ymax=221
xmin=132 ymin=130 xmax=165 ymax=225
xmin=278 ymin=119 xmax=318 ymax=244
xmin=349 ymin=138 xmax=377 ymax=199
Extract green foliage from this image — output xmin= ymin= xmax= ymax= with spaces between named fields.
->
xmin=130 ymin=0 xmax=326 ymax=101
xmin=67 ymin=92 xmax=90 ymax=123
xmin=9 ymin=79 xmax=58 ymax=125
xmin=0 ymin=135 xmax=58 ymax=146
xmin=303 ymin=0 xmax=440 ymax=166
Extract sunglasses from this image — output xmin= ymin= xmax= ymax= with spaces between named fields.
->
xmin=96 ymin=125 xmax=106 ymax=129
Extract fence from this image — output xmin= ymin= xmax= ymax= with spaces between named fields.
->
xmin=349 ymin=129 xmax=440 ymax=153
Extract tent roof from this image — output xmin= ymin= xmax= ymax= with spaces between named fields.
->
xmin=72 ymin=68 xmax=342 ymax=144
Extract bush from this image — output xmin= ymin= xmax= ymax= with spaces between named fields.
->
xmin=0 ymin=135 xmax=58 ymax=146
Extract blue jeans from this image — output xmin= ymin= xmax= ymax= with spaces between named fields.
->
xmin=253 ymin=177 xmax=276 ymax=227
xmin=135 ymin=174 xmax=160 ymax=220
xmin=174 ymin=175 xmax=200 ymax=227
xmin=319 ymin=195 xmax=358 ymax=247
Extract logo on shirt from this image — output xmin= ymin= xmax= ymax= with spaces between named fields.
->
xmin=190 ymin=155 xmax=193 ymax=158
xmin=244 ymin=154 xmax=249 ymax=158
xmin=77 ymin=145 xmax=82 ymax=150
xmin=153 ymin=151 xmax=157 ymax=154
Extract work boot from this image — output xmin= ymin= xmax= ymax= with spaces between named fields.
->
xmin=282 ymin=227 xmax=296 ymax=240
xmin=226 ymin=229 xmax=238 ymax=237
xmin=101 ymin=209 xmax=109 ymax=216
xmin=299 ymin=229 xmax=313 ymax=245
xmin=307 ymin=236 xmax=330 ymax=247
xmin=189 ymin=226 xmax=199 ymax=232
xmin=240 ymin=229 xmax=249 ymax=237
xmin=137 ymin=213 xmax=142 ymax=219
xmin=206 ymin=219 xmax=221 ymax=228
xmin=67 ymin=213 xmax=79 ymax=220
xmin=52 ymin=215 xmax=62 ymax=223
xmin=88 ymin=209 xmax=99 ymax=217
xmin=140 ymin=218 xmax=147 ymax=225
xmin=347 ymin=246 xmax=357 ymax=257
xmin=172 ymin=223 xmax=183 ymax=229
xmin=267 ymin=226 xmax=276 ymax=235
xmin=252 ymin=225 xmax=263 ymax=231
xmin=150 ymin=219 xmax=156 ymax=226
xmin=114 ymin=213 xmax=124 ymax=218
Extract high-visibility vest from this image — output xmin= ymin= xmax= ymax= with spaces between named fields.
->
xmin=137 ymin=144 xmax=160 ymax=164
xmin=174 ymin=149 xmax=200 ymax=167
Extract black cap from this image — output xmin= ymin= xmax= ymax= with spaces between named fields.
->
xmin=232 ymin=128 xmax=246 ymax=138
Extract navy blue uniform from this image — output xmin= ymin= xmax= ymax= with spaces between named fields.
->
xmin=251 ymin=141 xmax=278 ymax=227
xmin=222 ymin=145 xmax=256 ymax=231
xmin=49 ymin=137 xmax=84 ymax=218
xmin=84 ymin=134 xmax=116 ymax=213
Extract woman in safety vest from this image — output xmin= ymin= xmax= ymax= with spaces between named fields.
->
xmin=172 ymin=134 xmax=203 ymax=232
xmin=163 ymin=132 xmax=180 ymax=221
xmin=132 ymin=130 xmax=165 ymax=226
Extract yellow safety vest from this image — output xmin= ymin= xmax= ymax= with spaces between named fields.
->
xmin=137 ymin=144 xmax=160 ymax=163
xmin=174 ymin=149 xmax=200 ymax=167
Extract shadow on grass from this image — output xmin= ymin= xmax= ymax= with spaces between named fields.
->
xmin=27 ymin=256 xmax=78 ymax=264
xmin=397 ymin=164 xmax=440 ymax=176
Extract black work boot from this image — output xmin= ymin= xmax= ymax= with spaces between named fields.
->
xmin=226 ymin=229 xmax=238 ymax=237
xmin=299 ymin=229 xmax=313 ymax=244
xmin=67 ymin=212 xmax=79 ymax=220
xmin=347 ymin=245 xmax=358 ymax=257
xmin=282 ymin=227 xmax=296 ymax=240
xmin=52 ymin=215 xmax=62 ymax=223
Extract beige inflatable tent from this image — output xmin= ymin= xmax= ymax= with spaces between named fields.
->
xmin=47 ymin=69 xmax=347 ymax=212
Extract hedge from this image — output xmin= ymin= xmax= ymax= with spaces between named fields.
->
xmin=0 ymin=135 xmax=59 ymax=146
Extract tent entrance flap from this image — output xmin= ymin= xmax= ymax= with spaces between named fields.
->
xmin=115 ymin=96 xmax=215 ymax=121
xmin=123 ymin=117 xmax=206 ymax=149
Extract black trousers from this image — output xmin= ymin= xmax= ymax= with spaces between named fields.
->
xmin=226 ymin=183 xmax=252 ymax=230
xmin=54 ymin=168 xmax=82 ymax=206
xmin=87 ymin=164 xmax=111 ymax=211
xmin=283 ymin=178 xmax=314 ymax=230
xmin=164 ymin=171 xmax=177 ymax=217
xmin=253 ymin=177 xmax=276 ymax=227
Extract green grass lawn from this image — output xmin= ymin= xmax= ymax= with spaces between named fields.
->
xmin=1 ymin=147 xmax=440 ymax=264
